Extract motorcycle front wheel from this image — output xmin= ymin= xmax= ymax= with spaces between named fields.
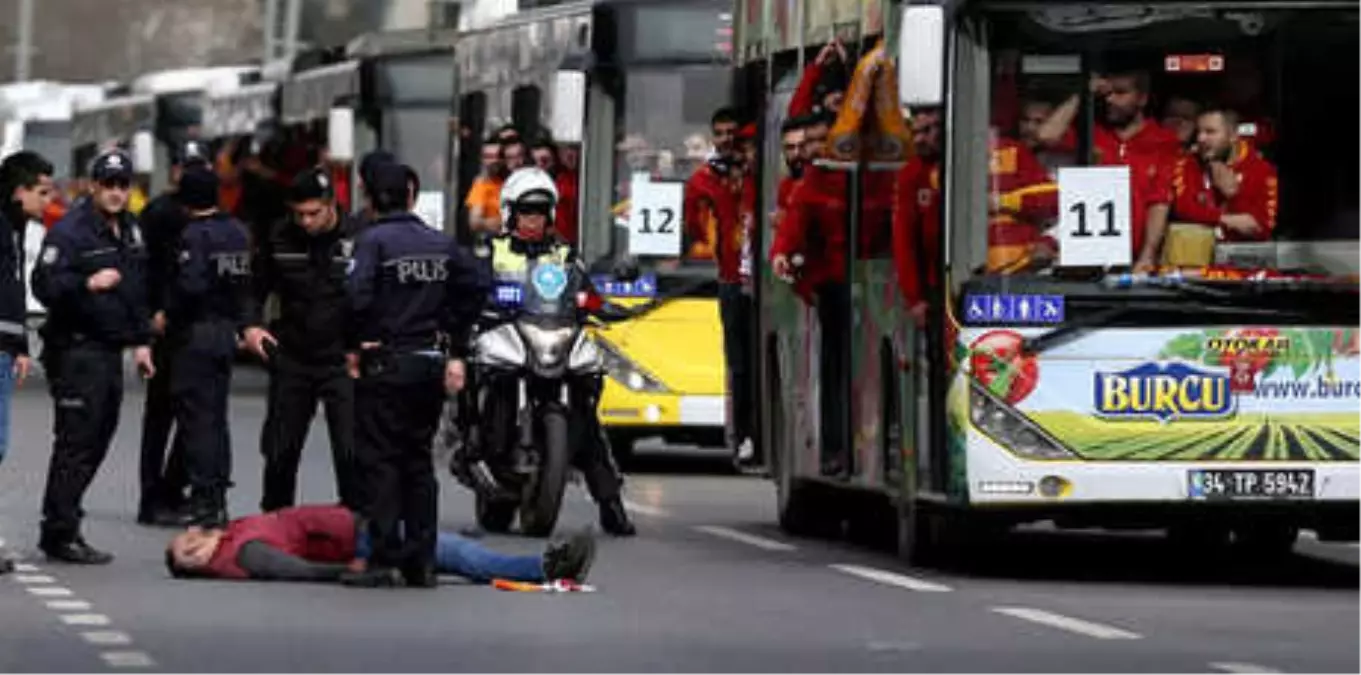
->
xmin=518 ymin=407 xmax=571 ymax=537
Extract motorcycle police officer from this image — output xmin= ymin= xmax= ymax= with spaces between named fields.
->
xmin=163 ymin=166 xmax=253 ymax=528
xmin=32 ymin=149 xmax=156 ymax=564
xmin=138 ymin=140 xmax=211 ymax=526
xmin=243 ymin=168 xmax=363 ymax=512
xmin=471 ymin=167 xmax=636 ymax=537
xmin=343 ymin=160 xmax=490 ymax=588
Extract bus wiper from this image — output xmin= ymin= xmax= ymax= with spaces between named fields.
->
xmin=1021 ymin=298 xmax=1310 ymax=357
xmin=1020 ymin=305 xmax=1129 ymax=356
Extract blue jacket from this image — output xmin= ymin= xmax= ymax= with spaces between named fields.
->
xmin=165 ymin=212 xmax=252 ymax=332
xmin=31 ymin=200 xmax=151 ymax=349
xmin=347 ymin=212 xmax=489 ymax=356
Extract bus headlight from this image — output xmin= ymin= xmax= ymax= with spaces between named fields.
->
xmin=596 ymin=339 xmax=669 ymax=393
xmin=969 ymin=380 xmax=1074 ymax=460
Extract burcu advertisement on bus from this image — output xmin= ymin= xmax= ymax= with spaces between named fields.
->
xmin=956 ymin=327 xmax=1361 ymax=462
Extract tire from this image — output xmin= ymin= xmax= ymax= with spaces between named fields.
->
xmin=519 ymin=407 xmax=571 ymax=537
xmin=475 ymin=494 xmax=516 ymax=533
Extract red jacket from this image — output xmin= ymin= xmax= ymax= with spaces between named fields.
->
xmin=203 ymin=505 xmax=358 ymax=580
xmin=892 ymin=157 xmax=941 ymax=306
xmin=1171 ymin=142 xmax=1278 ymax=242
xmin=1094 ymin=121 xmax=1179 ymax=258
xmin=684 ymin=163 xmax=745 ymax=283
xmin=555 ymin=169 xmax=580 ymax=245
xmin=771 ymin=164 xmax=895 ymax=300
xmin=787 ymin=62 xmax=824 ymax=118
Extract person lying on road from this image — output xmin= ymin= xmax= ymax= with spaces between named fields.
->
xmin=164 ymin=504 xmax=594 ymax=585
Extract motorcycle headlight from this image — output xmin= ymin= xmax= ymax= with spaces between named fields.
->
xmin=518 ymin=322 xmax=576 ymax=367
xmin=596 ymin=339 xmax=669 ymax=393
xmin=968 ymin=380 xmax=1074 ymax=460
xmin=473 ymin=325 xmax=526 ymax=367
xmin=568 ymin=333 xmax=604 ymax=372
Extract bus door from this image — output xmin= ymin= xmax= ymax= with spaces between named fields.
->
xmin=366 ymin=49 xmax=457 ymax=232
xmin=201 ymin=82 xmax=280 ymax=219
xmin=281 ymin=60 xmax=362 ymax=210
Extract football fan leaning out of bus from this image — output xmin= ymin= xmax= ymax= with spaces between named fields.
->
xmin=530 ymin=138 xmax=580 ymax=245
xmin=892 ymin=108 xmax=944 ymax=321
xmin=466 ymin=139 xmax=507 ymax=234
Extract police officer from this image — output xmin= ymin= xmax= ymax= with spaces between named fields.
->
xmin=163 ymin=165 xmax=253 ymax=528
xmin=474 ymin=167 xmax=636 ymax=536
xmin=32 ymin=150 xmax=156 ymax=564
xmin=342 ymin=160 xmax=489 ymax=588
xmin=243 ymin=168 xmax=362 ymax=512
xmin=137 ymin=140 xmax=211 ymax=526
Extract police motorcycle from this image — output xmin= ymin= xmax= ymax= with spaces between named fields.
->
xmin=451 ymin=169 xmax=658 ymax=536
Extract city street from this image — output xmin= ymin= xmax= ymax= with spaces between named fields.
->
xmin=1 ymin=366 xmax=1357 ymax=673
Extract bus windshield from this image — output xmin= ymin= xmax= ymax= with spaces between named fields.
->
xmin=959 ymin=4 xmax=1358 ymax=289
xmin=609 ymin=64 xmax=733 ymax=271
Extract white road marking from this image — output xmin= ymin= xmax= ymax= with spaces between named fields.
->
xmin=622 ymin=500 xmax=670 ymax=518
xmin=27 ymin=586 xmax=73 ymax=597
xmin=991 ymin=607 xmax=1142 ymax=640
xmin=59 ymin=613 xmax=111 ymax=626
xmin=46 ymin=599 xmax=92 ymax=611
xmin=1210 ymin=662 xmax=1281 ymax=673
xmin=82 ymin=631 xmax=132 ymax=646
xmin=100 ymin=651 xmax=155 ymax=668
xmin=693 ymin=525 xmax=797 ymax=552
xmin=829 ymin=564 xmax=953 ymax=593
xmin=14 ymin=574 xmax=57 ymax=584
xmin=14 ymin=563 xmax=40 ymax=572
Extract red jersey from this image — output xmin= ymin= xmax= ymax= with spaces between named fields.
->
xmin=1094 ymin=120 xmax=1178 ymax=258
xmin=203 ymin=505 xmax=358 ymax=580
xmin=787 ymin=62 xmax=825 ymax=118
xmin=891 ymin=157 xmax=941 ymax=306
xmin=683 ymin=163 xmax=745 ymax=283
xmin=987 ymin=137 xmax=1058 ymax=273
xmin=1171 ymin=142 xmax=1278 ymax=242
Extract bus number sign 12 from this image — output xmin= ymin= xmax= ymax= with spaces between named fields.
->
xmin=628 ymin=179 xmax=685 ymax=257
xmin=1057 ymin=166 xmax=1132 ymax=268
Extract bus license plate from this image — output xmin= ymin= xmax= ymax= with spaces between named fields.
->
xmin=1188 ymin=469 xmax=1315 ymax=500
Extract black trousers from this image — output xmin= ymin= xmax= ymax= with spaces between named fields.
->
xmin=815 ymin=283 xmax=851 ymax=471
xmin=572 ymin=375 xmax=624 ymax=504
xmin=140 ymin=338 xmax=187 ymax=509
xmin=40 ymin=342 xmax=124 ymax=544
xmin=260 ymin=353 xmax=358 ymax=512
xmin=169 ymin=323 xmax=235 ymax=504
xmin=355 ymin=352 xmax=445 ymax=572
xmin=718 ymin=283 xmax=755 ymax=450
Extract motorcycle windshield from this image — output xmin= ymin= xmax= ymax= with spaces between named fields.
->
xmin=489 ymin=259 xmax=585 ymax=321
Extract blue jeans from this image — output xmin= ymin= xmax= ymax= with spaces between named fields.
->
xmin=355 ymin=531 xmax=546 ymax=583
xmin=0 ymin=352 xmax=13 ymax=465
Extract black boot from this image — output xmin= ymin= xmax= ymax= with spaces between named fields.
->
xmin=543 ymin=529 xmax=597 ymax=581
xmin=189 ymin=490 xmax=228 ymax=529
xmin=599 ymin=499 xmax=636 ymax=537
xmin=40 ymin=536 xmax=114 ymax=565
xmin=402 ymin=563 xmax=438 ymax=589
xmin=341 ymin=566 xmax=403 ymax=588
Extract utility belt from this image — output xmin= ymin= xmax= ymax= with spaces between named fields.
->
xmin=358 ymin=345 xmax=446 ymax=381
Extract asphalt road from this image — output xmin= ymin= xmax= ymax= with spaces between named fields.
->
xmin=1 ymin=365 xmax=1357 ymax=673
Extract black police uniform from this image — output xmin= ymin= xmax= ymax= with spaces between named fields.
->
xmin=345 ymin=163 xmax=489 ymax=587
xmin=32 ymin=151 xmax=152 ymax=563
xmin=163 ymin=168 xmax=253 ymax=527
xmin=136 ymin=140 xmax=210 ymax=524
xmin=247 ymin=170 xmax=363 ymax=512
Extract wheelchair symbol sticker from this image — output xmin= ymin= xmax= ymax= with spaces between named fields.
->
xmin=531 ymin=263 xmax=568 ymax=301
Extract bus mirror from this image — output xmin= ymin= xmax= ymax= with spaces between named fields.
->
xmin=133 ymin=131 xmax=155 ymax=174
xmin=550 ymin=70 xmax=586 ymax=144
xmin=328 ymin=107 xmax=355 ymax=162
xmin=897 ymin=5 xmax=945 ymax=107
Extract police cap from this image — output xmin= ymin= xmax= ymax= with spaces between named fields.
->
xmin=90 ymin=150 xmax=134 ymax=182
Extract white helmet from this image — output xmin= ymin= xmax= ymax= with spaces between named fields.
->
xmin=499 ymin=167 xmax=558 ymax=224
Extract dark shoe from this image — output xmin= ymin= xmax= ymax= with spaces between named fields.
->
xmin=41 ymin=538 xmax=114 ymax=565
xmin=0 ymin=554 xmax=14 ymax=575
xmin=599 ymin=500 xmax=636 ymax=537
xmin=402 ymin=564 xmax=438 ymax=589
xmin=341 ymin=567 xmax=403 ymax=588
xmin=543 ymin=529 xmax=597 ymax=582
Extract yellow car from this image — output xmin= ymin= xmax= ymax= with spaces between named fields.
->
xmin=588 ymin=296 xmax=727 ymax=460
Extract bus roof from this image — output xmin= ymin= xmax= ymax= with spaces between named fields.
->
xmin=0 ymin=82 xmax=105 ymax=122
xmin=130 ymin=66 xmax=259 ymax=97
xmin=345 ymin=27 xmax=459 ymax=59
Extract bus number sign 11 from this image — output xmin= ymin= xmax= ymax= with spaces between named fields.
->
xmin=1057 ymin=166 xmax=1132 ymax=268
